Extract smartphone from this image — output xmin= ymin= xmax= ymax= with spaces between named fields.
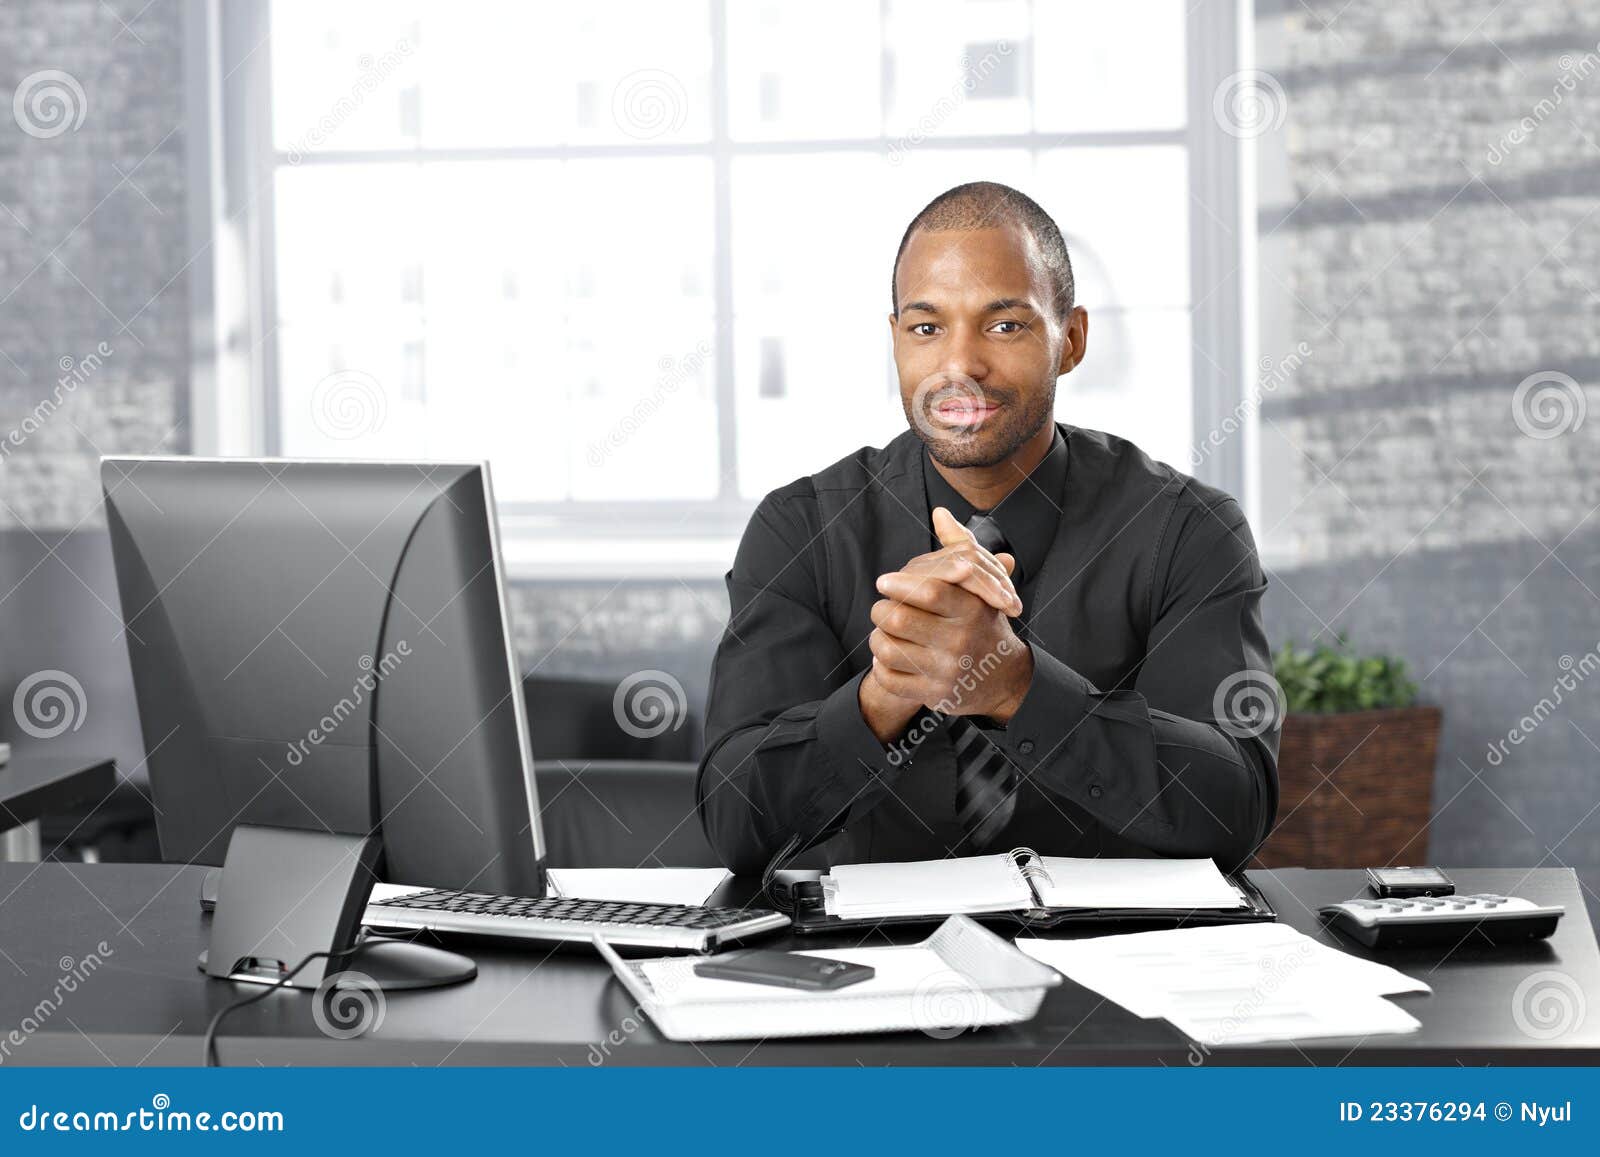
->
xmin=693 ymin=950 xmax=875 ymax=991
xmin=1365 ymin=866 xmax=1455 ymax=898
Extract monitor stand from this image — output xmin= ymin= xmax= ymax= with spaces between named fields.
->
xmin=198 ymin=824 xmax=477 ymax=993
xmin=198 ymin=933 xmax=475 ymax=991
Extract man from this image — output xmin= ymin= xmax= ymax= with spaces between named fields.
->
xmin=696 ymin=181 xmax=1278 ymax=876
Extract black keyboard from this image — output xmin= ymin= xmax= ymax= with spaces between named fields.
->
xmin=365 ymin=886 xmax=792 ymax=951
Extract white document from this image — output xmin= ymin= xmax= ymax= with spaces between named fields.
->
xmin=1035 ymin=856 xmax=1244 ymax=910
xmin=1016 ymin=922 xmax=1427 ymax=1045
xmin=546 ymin=867 xmax=731 ymax=906
xmin=825 ymin=853 xmax=1029 ymax=918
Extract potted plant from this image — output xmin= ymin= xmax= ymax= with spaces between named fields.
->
xmin=1255 ymin=636 xmax=1442 ymax=868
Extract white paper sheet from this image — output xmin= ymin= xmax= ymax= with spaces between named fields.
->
xmin=545 ymin=867 xmax=731 ymax=906
xmin=1037 ymin=856 xmax=1244 ymax=910
xmin=1015 ymin=923 xmax=1427 ymax=1045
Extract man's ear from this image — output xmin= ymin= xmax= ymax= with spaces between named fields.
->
xmin=1057 ymin=306 xmax=1089 ymax=375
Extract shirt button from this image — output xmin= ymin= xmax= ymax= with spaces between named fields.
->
xmin=1088 ymin=784 xmax=1103 ymax=799
xmin=1018 ymin=740 xmax=1035 ymax=756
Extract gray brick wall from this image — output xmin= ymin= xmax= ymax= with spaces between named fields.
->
xmin=1256 ymin=0 xmax=1600 ymax=917
xmin=0 ymin=0 xmax=189 ymax=528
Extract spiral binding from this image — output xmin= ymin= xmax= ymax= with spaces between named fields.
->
xmin=1010 ymin=847 xmax=1055 ymax=908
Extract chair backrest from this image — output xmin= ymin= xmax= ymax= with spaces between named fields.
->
xmin=523 ymin=675 xmax=698 ymax=762
xmin=533 ymin=759 xmax=719 ymax=868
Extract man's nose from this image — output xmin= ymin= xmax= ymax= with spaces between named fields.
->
xmin=943 ymin=327 xmax=988 ymax=381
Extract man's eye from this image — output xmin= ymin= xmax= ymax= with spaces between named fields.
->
xmin=911 ymin=323 xmax=939 ymax=337
xmin=992 ymin=320 xmax=1024 ymax=334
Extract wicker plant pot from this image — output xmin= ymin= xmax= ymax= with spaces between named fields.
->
xmin=1255 ymin=706 xmax=1442 ymax=869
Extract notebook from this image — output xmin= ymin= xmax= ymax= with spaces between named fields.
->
xmin=821 ymin=849 xmax=1247 ymax=921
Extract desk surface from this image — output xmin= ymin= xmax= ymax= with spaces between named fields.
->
xmin=0 ymin=755 xmax=115 ymax=828
xmin=0 ymin=864 xmax=1596 ymax=1066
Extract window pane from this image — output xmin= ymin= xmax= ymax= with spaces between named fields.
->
xmin=883 ymin=0 xmax=1031 ymax=143
xmin=724 ymin=0 xmax=881 ymax=141
xmin=421 ymin=0 xmax=712 ymax=147
xmin=1033 ymin=1 xmax=1186 ymax=132
xmin=1057 ymin=308 xmax=1192 ymax=473
xmin=1035 ymin=146 xmax=1190 ymax=310
xmin=275 ymin=159 xmax=717 ymax=501
xmin=272 ymin=0 xmax=423 ymax=155
xmin=272 ymin=1 xmax=712 ymax=153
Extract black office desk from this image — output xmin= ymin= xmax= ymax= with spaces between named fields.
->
xmin=0 ymin=864 xmax=1595 ymax=1066
xmin=0 ymin=755 xmax=116 ymax=860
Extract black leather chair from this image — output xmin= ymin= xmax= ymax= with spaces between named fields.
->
xmin=534 ymin=759 xmax=718 ymax=868
xmin=45 ymin=674 xmax=718 ymax=870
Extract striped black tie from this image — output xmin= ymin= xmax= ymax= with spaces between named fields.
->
xmin=948 ymin=511 xmax=1020 ymax=851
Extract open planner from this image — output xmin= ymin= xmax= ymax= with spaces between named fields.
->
xmin=794 ymin=848 xmax=1274 ymax=933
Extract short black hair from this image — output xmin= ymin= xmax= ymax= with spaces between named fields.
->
xmin=890 ymin=181 xmax=1075 ymax=318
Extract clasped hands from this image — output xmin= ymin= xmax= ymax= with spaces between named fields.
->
xmin=860 ymin=506 xmax=1035 ymax=742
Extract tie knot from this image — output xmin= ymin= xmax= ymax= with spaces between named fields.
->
xmin=965 ymin=512 xmax=1010 ymax=557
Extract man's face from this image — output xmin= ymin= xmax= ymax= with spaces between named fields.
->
xmin=890 ymin=222 xmax=1087 ymax=468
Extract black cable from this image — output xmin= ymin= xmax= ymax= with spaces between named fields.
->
xmin=202 ymin=945 xmax=360 ymax=1067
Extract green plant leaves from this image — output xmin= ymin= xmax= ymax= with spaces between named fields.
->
xmin=1271 ymin=633 xmax=1418 ymax=714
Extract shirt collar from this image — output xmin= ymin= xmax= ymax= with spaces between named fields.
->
xmin=922 ymin=427 xmax=1068 ymax=586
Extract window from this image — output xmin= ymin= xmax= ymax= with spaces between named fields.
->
xmin=237 ymin=0 xmax=1240 ymax=572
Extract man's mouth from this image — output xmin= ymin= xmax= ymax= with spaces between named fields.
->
xmin=932 ymin=396 xmax=1000 ymax=427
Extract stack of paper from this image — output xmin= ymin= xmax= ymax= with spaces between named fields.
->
xmin=595 ymin=916 xmax=1062 ymax=1042
xmin=1016 ymin=922 xmax=1428 ymax=1047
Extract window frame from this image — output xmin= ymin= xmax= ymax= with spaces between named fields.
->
xmin=191 ymin=0 xmax=1247 ymax=577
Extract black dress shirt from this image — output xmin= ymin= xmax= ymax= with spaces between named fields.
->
xmin=696 ymin=422 xmax=1279 ymax=875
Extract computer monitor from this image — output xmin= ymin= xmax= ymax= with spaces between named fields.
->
xmin=102 ymin=457 xmax=546 ymax=899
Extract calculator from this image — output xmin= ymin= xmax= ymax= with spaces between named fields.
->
xmin=1319 ymin=894 xmax=1564 ymax=949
